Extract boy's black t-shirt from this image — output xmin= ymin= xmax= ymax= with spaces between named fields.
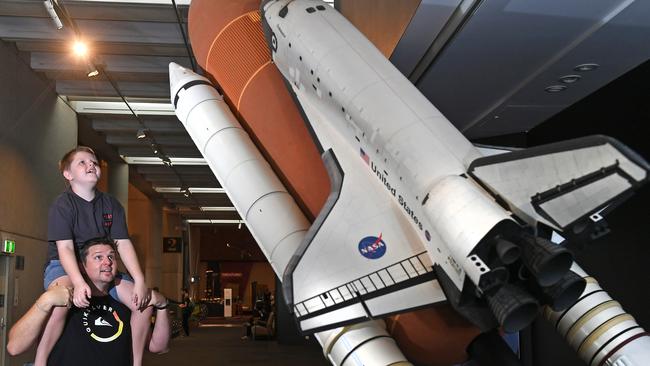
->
xmin=47 ymin=189 xmax=129 ymax=260
xmin=48 ymin=296 xmax=132 ymax=366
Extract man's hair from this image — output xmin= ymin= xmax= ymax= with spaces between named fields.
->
xmin=80 ymin=237 xmax=117 ymax=262
xmin=59 ymin=146 xmax=97 ymax=173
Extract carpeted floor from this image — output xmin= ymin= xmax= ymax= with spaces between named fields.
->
xmin=143 ymin=323 xmax=330 ymax=366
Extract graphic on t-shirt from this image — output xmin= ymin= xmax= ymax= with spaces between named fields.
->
xmin=94 ymin=317 xmax=113 ymax=327
xmin=82 ymin=304 xmax=124 ymax=343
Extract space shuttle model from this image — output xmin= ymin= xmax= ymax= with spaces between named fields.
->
xmin=259 ymin=0 xmax=648 ymax=332
xmin=172 ymin=0 xmax=650 ymax=364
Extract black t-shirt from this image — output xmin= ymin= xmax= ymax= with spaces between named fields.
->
xmin=47 ymin=189 xmax=129 ymax=260
xmin=48 ymin=296 xmax=132 ymax=366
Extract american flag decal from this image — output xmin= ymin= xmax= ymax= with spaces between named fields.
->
xmin=360 ymin=148 xmax=369 ymax=165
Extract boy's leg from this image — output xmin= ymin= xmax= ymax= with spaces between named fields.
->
xmin=35 ymin=275 xmax=72 ymax=366
xmin=114 ymin=276 xmax=152 ymax=366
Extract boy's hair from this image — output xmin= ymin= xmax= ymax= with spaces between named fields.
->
xmin=59 ymin=146 xmax=97 ymax=173
xmin=79 ymin=237 xmax=117 ymax=262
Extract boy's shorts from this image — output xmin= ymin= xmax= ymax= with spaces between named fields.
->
xmin=44 ymin=259 xmax=134 ymax=302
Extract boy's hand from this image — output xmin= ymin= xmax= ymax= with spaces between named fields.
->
xmin=73 ymin=282 xmax=91 ymax=308
xmin=38 ymin=284 xmax=73 ymax=312
xmin=133 ymin=281 xmax=150 ymax=310
xmin=148 ymin=290 xmax=168 ymax=309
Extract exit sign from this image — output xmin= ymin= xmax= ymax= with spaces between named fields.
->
xmin=3 ymin=239 xmax=15 ymax=254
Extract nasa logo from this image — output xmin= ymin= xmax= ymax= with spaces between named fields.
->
xmin=358 ymin=234 xmax=387 ymax=259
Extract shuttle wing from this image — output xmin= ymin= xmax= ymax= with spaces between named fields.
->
xmin=283 ymin=90 xmax=446 ymax=334
xmin=468 ymin=136 xmax=650 ymax=231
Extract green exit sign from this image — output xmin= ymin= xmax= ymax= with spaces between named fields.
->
xmin=3 ymin=239 xmax=15 ymax=254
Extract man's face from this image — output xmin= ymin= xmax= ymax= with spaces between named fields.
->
xmin=63 ymin=151 xmax=101 ymax=186
xmin=82 ymin=244 xmax=117 ymax=286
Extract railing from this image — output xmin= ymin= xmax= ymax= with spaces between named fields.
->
xmin=293 ymin=251 xmax=434 ymax=318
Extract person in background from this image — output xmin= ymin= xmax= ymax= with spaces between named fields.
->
xmin=179 ymin=288 xmax=192 ymax=337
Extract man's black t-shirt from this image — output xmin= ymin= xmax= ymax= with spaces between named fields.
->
xmin=48 ymin=296 xmax=132 ymax=366
xmin=47 ymin=189 xmax=129 ymax=260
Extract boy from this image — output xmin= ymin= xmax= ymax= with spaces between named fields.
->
xmin=38 ymin=146 xmax=151 ymax=366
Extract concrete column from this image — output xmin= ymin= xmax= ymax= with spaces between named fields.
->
xmin=108 ymin=161 xmax=129 ymax=217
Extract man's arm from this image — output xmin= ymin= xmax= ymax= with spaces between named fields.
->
xmin=115 ymin=238 xmax=149 ymax=308
xmin=6 ymin=286 xmax=72 ymax=356
xmin=147 ymin=290 xmax=171 ymax=354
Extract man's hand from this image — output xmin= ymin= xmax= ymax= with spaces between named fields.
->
xmin=39 ymin=285 xmax=73 ymax=312
xmin=72 ymin=281 xmax=91 ymax=308
xmin=132 ymin=280 xmax=150 ymax=310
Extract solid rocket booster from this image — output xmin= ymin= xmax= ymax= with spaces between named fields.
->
xmin=169 ymin=62 xmax=412 ymax=366
xmin=545 ymin=264 xmax=650 ymax=366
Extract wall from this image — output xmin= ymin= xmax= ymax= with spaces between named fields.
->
xmin=126 ymin=183 xmax=163 ymax=290
xmin=0 ymin=41 xmax=78 ymax=365
xmin=161 ymin=210 xmax=183 ymax=301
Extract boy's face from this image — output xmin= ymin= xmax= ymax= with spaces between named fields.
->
xmin=82 ymin=244 xmax=117 ymax=286
xmin=63 ymin=151 xmax=100 ymax=186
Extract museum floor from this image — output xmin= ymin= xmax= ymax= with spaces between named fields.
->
xmin=143 ymin=323 xmax=329 ymax=366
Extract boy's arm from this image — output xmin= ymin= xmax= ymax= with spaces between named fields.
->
xmin=115 ymin=238 xmax=148 ymax=308
xmin=57 ymin=240 xmax=91 ymax=307
xmin=148 ymin=290 xmax=171 ymax=354
xmin=6 ymin=286 xmax=72 ymax=356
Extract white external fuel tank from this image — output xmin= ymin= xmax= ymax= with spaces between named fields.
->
xmin=170 ymin=62 xmax=412 ymax=366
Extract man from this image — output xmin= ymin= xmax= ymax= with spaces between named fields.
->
xmin=6 ymin=237 xmax=170 ymax=365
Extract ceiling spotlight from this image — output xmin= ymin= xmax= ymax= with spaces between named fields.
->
xmin=85 ymin=61 xmax=99 ymax=78
xmin=151 ymin=143 xmax=159 ymax=155
xmin=238 ymin=222 xmax=242 ymax=230
xmin=43 ymin=0 xmax=63 ymax=30
xmin=136 ymin=128 xmax=148 ymax=139
xmin=73 ymin=40 xmax=88 ymax=58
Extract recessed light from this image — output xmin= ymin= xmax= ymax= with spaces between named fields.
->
xmin=545 ymin=85 xmax=567 ymax=93
xmin=559 ymin=75 xmax=581 ymax=84
xmin=153 ymin=187 xmax=226 ymax=194
xmin=121 ymin=156 xmax=207 ymax=165
xmin=574 ymin=63 xmax=599 ymax=72
xmin=200 ymin=207 xmax=237 ymax=211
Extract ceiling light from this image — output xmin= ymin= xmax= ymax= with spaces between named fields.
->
xmin=200 ymin=207 xmax=236 ymax=211
xmin=136 ymin=128 xmax=148 ymax=139
xmin=559 ymin=75 xmax=581 ymax=84
xmin=43 ymin=0 xmax=63 ymax=30
xmin=72 ymin=40 xmax=88 ymax=57
xmin=161 ymin=156 xmax=172 ymax=167
xmin=154 ymin=187 xmax=226 ymax=194
xmin=574 ymin=63 xmax=599 ymax=72
xmin=70 ymin=101 xmax=175 ymax=116
xmin=85 ymin=61 xmax=99 ymax=78
xmin=151 ymin=143 xmax=159 ymax=155
xmin=545 ymin=85 xmax=567 ymax=93
xmin=185 ymin=219 xmax=245 ymax=224
xmin=121 ymin=156 xmax=207 ymax=165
